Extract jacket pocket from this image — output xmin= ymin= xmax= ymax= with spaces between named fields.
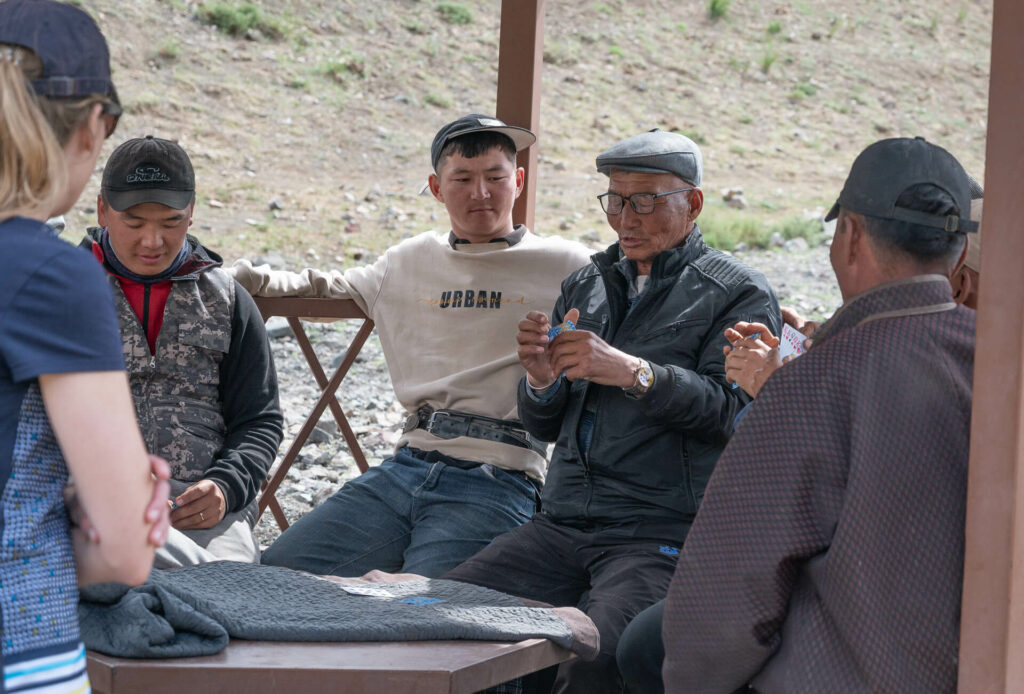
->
xmin=151 ymin=398 xmax=226 ymax=481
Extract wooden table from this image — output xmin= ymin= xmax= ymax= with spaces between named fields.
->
xmin=88 ymin=637 xmax=573 ymax=693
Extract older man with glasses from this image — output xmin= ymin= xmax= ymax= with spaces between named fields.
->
xmin=443 ymin=130 xmax=780 ymax=694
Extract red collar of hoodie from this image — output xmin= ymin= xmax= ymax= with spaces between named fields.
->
xmin=91 ymin=241 xmax=172 ymax=355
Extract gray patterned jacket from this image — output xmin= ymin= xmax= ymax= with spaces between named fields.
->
xmin=82 ymin=231 xmax=283 ymax=518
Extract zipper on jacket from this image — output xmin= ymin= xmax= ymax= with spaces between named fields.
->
xmin=141 ymin=284 xmax=152 ymax=355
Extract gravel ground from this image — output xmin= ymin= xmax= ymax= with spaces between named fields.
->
xmin=255 ymin=242 xmax=841 ymax=546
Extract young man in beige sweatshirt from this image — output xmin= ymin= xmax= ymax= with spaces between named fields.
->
xmin=231 ymin=114 xmax=592 ymax=577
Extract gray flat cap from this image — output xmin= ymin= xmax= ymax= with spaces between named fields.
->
xmin=596 ymin=129 xmax=703 ymax=186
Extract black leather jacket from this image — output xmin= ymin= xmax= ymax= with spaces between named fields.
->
xmin=518 ymin=228 xmax=781 ymax=541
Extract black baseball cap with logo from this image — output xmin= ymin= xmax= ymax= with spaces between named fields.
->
xmin=825 ymin=137 xmax=978 ymax=234
xmin=101 ymin=136 xmax=195 ymax=211
xmin=430 ymin=114 xmax=536 ymax=172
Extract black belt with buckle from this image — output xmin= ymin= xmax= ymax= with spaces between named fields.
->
xmin=403 ymin=405 xmax=546 ymax=457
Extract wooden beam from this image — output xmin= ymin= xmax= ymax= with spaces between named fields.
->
xmin=958 ymin=0 xmax=1024 ymax=690
xmin=496 ymin=0 xmax=545 ymax=231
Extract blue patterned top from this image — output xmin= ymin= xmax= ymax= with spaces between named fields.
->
xmin=0 ymin=217 xmax=124 ymax=680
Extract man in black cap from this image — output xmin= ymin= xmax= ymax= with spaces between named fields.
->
xmin=442 ymin=130 xmax=780 ymax=693
xmin=660 ymin=137 xmax=977 ymax=694
xmin=231 ymin=115 xmax=592 ymax=578
xmin=82 ymin=136 xmax=283 ymax=567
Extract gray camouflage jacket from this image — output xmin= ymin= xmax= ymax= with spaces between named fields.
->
xmin=83 ymin=231 xmax=283 ymax=517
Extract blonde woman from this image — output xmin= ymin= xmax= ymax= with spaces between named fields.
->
xmin=0 ymin=1 xmax=168 ymax=691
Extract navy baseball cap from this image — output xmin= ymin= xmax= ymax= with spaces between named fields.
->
xmin=0 ymin=0 xmax=120 ymax=109
xmin=430 ymin=114 xmax=536 ymax=172
xmin=596 ymin=130 xmax=703 ymax=186
xmin=825 ymin=137 xmax=977 ymax=233
xmin=102 ymin=136 xmax=196 ymax=211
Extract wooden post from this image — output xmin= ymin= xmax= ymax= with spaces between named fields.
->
xmin=496 ymin=0 xmax=545 ymax=231
xmin=958 ymin=0 xmax=1024 ymax=690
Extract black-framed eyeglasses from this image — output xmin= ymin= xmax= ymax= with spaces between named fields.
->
xmin=597 ymin=188 xmax=695 ymax=215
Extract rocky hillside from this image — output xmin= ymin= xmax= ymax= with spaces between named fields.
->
xmin=67 ymin=0 xmax=991 ymax=264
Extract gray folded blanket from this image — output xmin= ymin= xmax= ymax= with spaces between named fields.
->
xmin=79 ymin=562 xmax=599 ymax=661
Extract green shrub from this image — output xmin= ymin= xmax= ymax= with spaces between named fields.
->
xmin=672 ymin=128 xmax=707 ymax=145
xmin=728 ymin=57 xmax=750 ymax=74
xmin=708 ymin=0 xmax=730 ymax=20
xmin=701 ymin=209 xmax=823 ymax=251
xmin=425 ymin=93 xmax=451 ymax=108
xmin=767 ymin=21 xmax=782 ymax=35
xmin=794 ymin=81 xmax=817 ymax=97
xmin=320 ymin=61 xmax=347 ymax=84
xmin=543 ymin=41 xmax=579 ymax=66
xmin=156 ymin=39 xmax=180 ymax=61
xmin=772 ymin=216 xmax=822 ymax=243
xmin=199 ymin=3 xmax=283 ymax=39
xmin=437 ymin=2 xmax=472 ymax=25
xmin=700 ymin=207 xmax=767 ymax=250
xmin=760 ymin=48 xmax=777 ymax=74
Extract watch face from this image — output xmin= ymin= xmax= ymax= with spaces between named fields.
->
xmin=638 ymin=368 xmax=652 ymax=387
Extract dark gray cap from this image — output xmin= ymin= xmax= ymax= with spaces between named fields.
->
xmin=430 ymin=114 xmax=536 ymax=172
xmin=824 ymin=137 xmax=977 ymax=233
xmin=596 ymin=129 xmax=703 ymax=186
xmin=101 ymin=136 xmax=195 ymax=211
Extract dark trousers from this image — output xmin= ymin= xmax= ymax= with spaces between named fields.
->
xmin=617 ymin=599 xmax=665 ymax=694
xmin=442 ymin=513 xmax=681 ymax=694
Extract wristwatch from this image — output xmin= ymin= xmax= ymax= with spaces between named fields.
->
xmin=623 ymin=358 xmax=655 ymax=399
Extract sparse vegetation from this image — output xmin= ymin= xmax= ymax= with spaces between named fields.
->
xmin=700 ymin=207 xmax=766 ymax=251
xmin=319 ymin=61 xmax=347 ymax=84
xmin=760 ymin=48 xmax=777 ymax=74
xmin=708 ymin=0 xmax=730 ymax=20
xmin=543 ymin=41 xmax=579 ymax=66
xmin=199 ymin=2 xmax=284 ymax=39
xmin=673 ymin=128 xmax=707 ymax=145
xmin=61 ymin=0 xmax=991 ymax=274
xmin=774 ymin=216 xmax=823 ymax=243
xmin=436 ymin=2 xmax=472 ymax=25
xmin=156 ymin=39 xmax=180 ymax=61
xmin=404 ymin=19 xmax=428 ymax=34
xmin=424 ymin=93 xmax=451 ymax=108
xmin=728 ymin=57 xmax=750 ymax=74
xmin=767 ymin=21 xmax=782 ymax=35
xmin=701 ymin=209 xmax=823 ymax=251
xmin=794 ymin=81 xmax=818 ymax=97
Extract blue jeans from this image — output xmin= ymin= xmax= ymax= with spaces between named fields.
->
xmin=261 ymin=447 xmax=537 ymax=577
